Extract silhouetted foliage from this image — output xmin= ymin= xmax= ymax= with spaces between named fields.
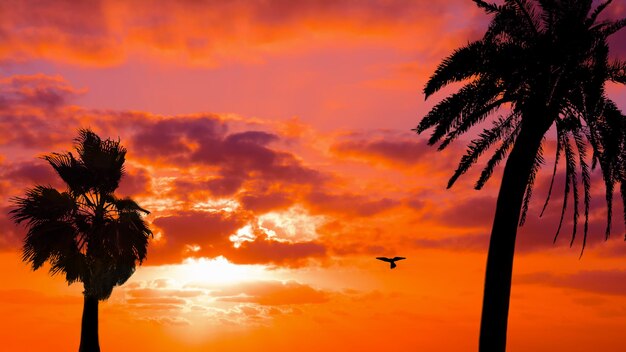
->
xmin=10 ymin=129 xmax=152 ymax=352
xmin=416 ymin=1 xmax=625 ymax=351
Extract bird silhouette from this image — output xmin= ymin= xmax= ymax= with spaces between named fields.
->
xmin=376 ymin=256 xmax=406 ymax=269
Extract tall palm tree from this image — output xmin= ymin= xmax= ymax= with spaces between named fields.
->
xmin=10 ymin=129 xmax=152 ymax=352
xmin=415 ymin=1 xmax=626 ymax=351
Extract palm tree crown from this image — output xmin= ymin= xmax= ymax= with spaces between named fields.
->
xmin=11 ymin=129 xmax=152 ymax=300
xmin=417 ymin=0 xmax=625 ymax=248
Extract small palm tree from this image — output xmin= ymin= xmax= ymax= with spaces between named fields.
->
xmin=416 ymin=1 xmax=625 ymax=351
xmin=10 ymin=129 xmax=152 ymax=352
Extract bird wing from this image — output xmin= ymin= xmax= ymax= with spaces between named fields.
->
xmin=392 ymin=257 xmax=406 ymax=261
xmin=376 ymin=257 xmax=392 ymax=262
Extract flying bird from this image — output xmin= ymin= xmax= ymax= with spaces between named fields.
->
xmin=376 ymin=256 xmax=406 ymax=269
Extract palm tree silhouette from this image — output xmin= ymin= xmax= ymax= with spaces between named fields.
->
xmin=10 ymin=129 xmax=152 ymax=352
xmin=415 ymin=1 xmax=626 ymax=351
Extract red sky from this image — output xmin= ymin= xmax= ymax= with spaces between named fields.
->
xmin=1 ymin=1 xmax=626 ymax=351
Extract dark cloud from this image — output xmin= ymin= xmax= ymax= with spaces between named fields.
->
xmin=2 ymin=160 xmax=59 ymax=188
xmin=117 ymin=166 xmax=152 ymax=197
xmin=0 ymin=74 xmax=84 ymax=110
xmin=0 ymin=75 xmax=84 ymax=148
xmin=238 ymin=190 xmax=294 ymax=213
xmin=131 ymin=117 xmax=325 ymax=198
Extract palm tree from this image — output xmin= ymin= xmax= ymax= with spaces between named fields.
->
xmin=415 ymin=1 xmax=626 ymax=351
xmin=10 ymin=129 xmax=152 ymax=352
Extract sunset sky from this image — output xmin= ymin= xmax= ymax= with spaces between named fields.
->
xmin=1 ymin=1 xmax=626 ymax=351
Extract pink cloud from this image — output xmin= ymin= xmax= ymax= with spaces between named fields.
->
xmin=2 ymin=160 xmax=60 ymax=188
xmin=117 ymin=166 xmax=152 ymax=197
xmin=0 ymin=74 xmax=84 ymax=109
xmin=306 ymin=191 xmax=400 ymax=217
xmin=331 ymin=132 xmax=439 ymax=166
xmin=0 ymin=0 xmax=477 ymax=66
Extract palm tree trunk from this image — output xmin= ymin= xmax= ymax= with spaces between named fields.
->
xmin=79 ymin=295 xmax=100 ymax=352
xmin=478 ymin=119 xmax=549 ymax=352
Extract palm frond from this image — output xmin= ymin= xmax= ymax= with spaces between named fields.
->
xmin=475 ymin=122 xmax=522 ymax=189
xmin=563 ymin=132 xmax=580 ymax=247
xmin=472 ymin=0 xmax=501 ymax=14
xmin=424 ymin=41 xmax=485 ymax=99
xmin=22 ymin=221 xmax=77 ymax=271
xmin=573 ymin=128 xmax=592 ymax=253
xmin=553 ymin=132 xmax=571 ymax=243
xmin=417 ymin=79 xmax=502 ymax=145
xmin=42 ymin=152 xmax=88 ymax=194
xmin=588 ymin=0 xmax=613 ymax=25
xmin=607 ymin=60 xmax=626 ymax=84
xmin=75 ymin=128 xmax=127 ymax=195
xmin=438 ymin=97 xmax=509 ymax=150
xmin=540 ymin=135 xmax=562 ymax=217
xmin=511 ymin=0 xmax=541 ymax=35
xmin=447 ymin=113 xmax=519 ymax=188
xmin=10 ymin=186 xmax=75 ymax=226
xmin=594 ymin=18 xmax=626 ymax=36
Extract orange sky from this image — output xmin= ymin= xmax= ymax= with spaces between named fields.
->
xmin=1 ymin=1 xmax=626 ymax=351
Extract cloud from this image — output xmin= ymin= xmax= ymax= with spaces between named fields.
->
xmin=0 ymin=205 xmax=25 ymax=252
xmin=228 ymin=234 xmax=326 ymax=267
xmin=0 ymin=74 xmax=84 ymax=109
xmin=414 ymin=233 xmax=488 ymax=252
xmin=0 ymin=75 xmax=84 ymax=148
xmin=430 ymin=195 xmax=496 ymax=229
xmin=130 ymin=116 xmax=325 ymax=198
xmin=305 ymin=191 xmax=400 ymax=217
xmin=2 ymin=160 xmax=60 ymax=188
xmin=117 ymin=166 xmax=152 ymax=197
xmin=331 ymin=132 xmax=436 ymax=166
xmin=238 ymin=190 xmax=294 ymax=213
xmin=150 ymin=209 xmax=326 ymax=266
xmin=150 ymin=210 xmax=246 ymax=264
xmin=0 ymin=0 xmax=478 ymax=66
xmin=126 ymin=297 xmax=188 ymax=306
xmin=126 ymin=288 xmax=205 ymax=299
xmin=518 ymin=270 xmax=626 ymax=296
xmin=212 ymin=280 xmax=329 ymax=305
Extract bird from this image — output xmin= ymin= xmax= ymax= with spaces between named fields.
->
xmin=376 ymin=256 xmax=406 ymax=269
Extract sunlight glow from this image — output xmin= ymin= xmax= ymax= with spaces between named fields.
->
xmin=173 ymin=256 xmax=272 ymax=285
xmin=229 ymin=225 xmax=256 ymax=248
xmin=258 ymin=206 xmax=325 ymax=242
xmin=191 ymin=198 xmax=241 ymax=213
